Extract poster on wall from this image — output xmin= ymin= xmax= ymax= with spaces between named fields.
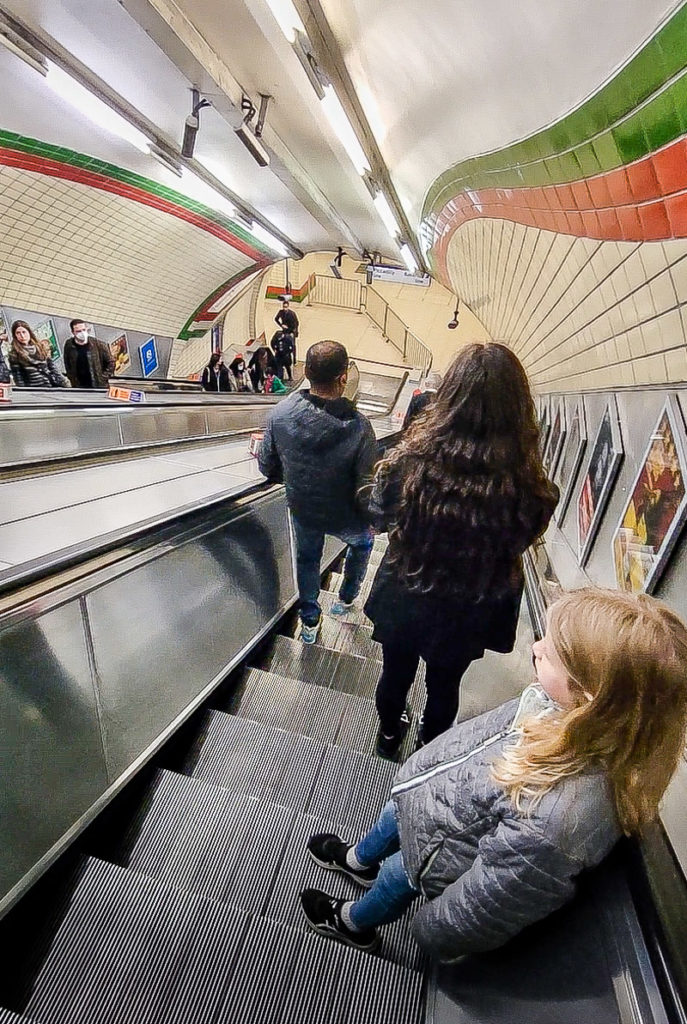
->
xmin=109 ymin=333 xmax=130 ymax=375
xmin=543 ymin=397 xmax=567 ymax=478
xmin=554 ymin=397 xmax=587 ymax=525
xmin=538 ymin=397 xmax=550 ymax=457
xmin=139 ymin=336 xmax=158 ymax=378
xmin=612 ymin=396 xmax=687 ymax=594
xmin=577 ymin=397 xmax=623 ymax=566
xmin=34 ymin=318 xmax=61 ymax=363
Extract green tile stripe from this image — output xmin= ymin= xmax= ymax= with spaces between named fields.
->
xmin=0 ymin=129 xmax=274 ymax=258
xmin=423 ymin=3 xmax=687 ymax=219
xmin=179 ymin=267 xmax=260 ymax=340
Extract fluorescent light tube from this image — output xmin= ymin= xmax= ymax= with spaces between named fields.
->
xmin=264 ymin=0 xmax=306 ymax=42
xmin=180 ymin=169 xmax=236 ymax=218
xmin=400 ymin=243 xmax=418 ymax=273
xmin=321 ymin=85 xmax=370 ymax=176
xmin=373 ymin=191 xmax=400 ymax=239
xmin=0 ymin=27 xmax=47 ymax=76
xmin=251 ymin=223 xmax=289 ymax=256
xmin=46 ymin=63 xmax=149 ymax=152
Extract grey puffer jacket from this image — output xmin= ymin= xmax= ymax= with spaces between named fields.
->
xmin=392 ymin=686 xmax=621 ymax=961
xmin=258 ymin=390 xmax=377 ymax=531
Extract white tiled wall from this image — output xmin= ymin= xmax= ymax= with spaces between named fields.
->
xmin=447 ymin=220 xmax=687 ymax=390
xmin=0 ymin=165 xmax=256 ymax=339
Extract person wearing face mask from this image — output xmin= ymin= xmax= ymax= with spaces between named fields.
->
xmin=9 ymin=321 xmax=69 ymax=388
xmin=229 ymin=354 xmax=254 ymax=392
xmin=63 ymin=318 xmax=114 ymax=389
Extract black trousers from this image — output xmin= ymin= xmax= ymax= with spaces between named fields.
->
xmin=375 ymin=641 xmax=475 ymax=743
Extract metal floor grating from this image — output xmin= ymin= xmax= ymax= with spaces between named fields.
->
xmin=289 ymin=613 xmax=382 ymax=662
xmin=264 ymin=809 xmax=427 ymax=973
xmin=8 ymin=857 xmax=424 ymax=1024
xmin=0 ymin=1011 xmax=38 ymax=1024
xmin=229 ymin=667 xmax=420 ymax=760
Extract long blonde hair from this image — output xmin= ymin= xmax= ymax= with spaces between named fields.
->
xmin=493 ymin=588 xmax=687 ymax=834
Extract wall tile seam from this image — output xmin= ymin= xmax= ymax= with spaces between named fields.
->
xmin=516 ymin=245 xmax=667 ymax=361
xmin=532 ymin=350 xmax=674 ymax=387
xmin=528 ymin=321 xmax=687 ymax=377
xmin=492 ymin=227 xmax=528 ymax=332
xmin=524 ymin=261 xmax=686 ymax=368
xmin=507 ymin=236 xmax=579 ymax=344
xmin=500 ymin=229 xmax=545 ymax=339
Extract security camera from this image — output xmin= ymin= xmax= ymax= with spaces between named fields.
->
xmin=447 ymin=318 xmax=459 ymax=330
xmin=234 ymin=124 xmax=270 ymax=167
xmin=182 ymin=114 xmax=199 ymax=158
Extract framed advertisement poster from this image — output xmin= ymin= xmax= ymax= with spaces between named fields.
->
xmin=577 ymin=397 xmax=623 ymax=566
xmin=538 ymin=396 xmax=550 ymax=457
xmin=612 ymin=396 xmax=687 ymax=593
xmin=34 ymin=318 xmax=61 ymax=363
xmin=110 ymin=333 xmax=130 ymax=375
xmin=543 ymin=397 xmax=567 ymax=478
xmin=554 ymin=397 xmax=587 ymax=525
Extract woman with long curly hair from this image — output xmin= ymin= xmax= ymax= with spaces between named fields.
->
xmin=9 ymin=321 xmax=69 ymax=388
xmin=365 ymin=342 xmax=558 ymax=756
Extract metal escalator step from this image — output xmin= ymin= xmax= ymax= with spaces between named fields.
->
xmin=19 ymin=857 xmax=251 ymax=1024
xmin=264 ymin=810 xmax=427 ymax=974
xmin=189 ymin=711 xmax=326 ymax=809
xmin=373 ymin=535 xmax=389 ymax=554
xmin=114 ymin=769 xmax=295 ymax=913
xmin=231 ymin=668 xmax=377 ymax=748
xmin=308 ymin=744 xmax=396 ymax=834
xmin=0 ymin=1011 xmax=39 ymax=1023
xmin=215 ymin=913 xmax=424 ymax=1024
xmin=259 ymin=634 xmax=381 ymax=698
xmin=318 ymin=590 xmax=373 ymax=626
xmin=327 ymin=572 xmax=375 ymax=604
xmin=232 ymin=668 xmax=420 ymax=762
xmin=288 ymin=613 xmax=382 ymax=662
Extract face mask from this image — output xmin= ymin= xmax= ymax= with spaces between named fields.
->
xmin=75 ymin=330 xmax=89 ymax=343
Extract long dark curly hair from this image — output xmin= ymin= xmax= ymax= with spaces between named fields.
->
xmin=380 ymin=343 xmax=557 ymax=599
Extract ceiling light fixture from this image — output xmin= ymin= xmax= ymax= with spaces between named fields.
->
xmin=263 ymin=0 xmax=306 ymax=43
xmin=320 ymin=85 xmax=370 ymax=176
xmin=0 ymin=23 xmax=47 ymax=75
xmin=180 ymin=169 xmax=236 ymax=219
xmin=399 ymin=243 xmax=418 ymax=274
xmin=373 ymin=191 xmax=401 ymax=240
xmin=46 ymin=63 xmax=150 ymax=152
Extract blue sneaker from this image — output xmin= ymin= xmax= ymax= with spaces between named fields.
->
xmin=330 ymin=600 xmax=355 ymax=616
xmin=300 ymin=617 xmax=322 ymax=644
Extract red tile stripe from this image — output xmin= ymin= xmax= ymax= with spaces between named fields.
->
xmin=433 ymin=136 xmax=687 ymax=278
xmin=0 ymin=146 xmax=269 ymax=264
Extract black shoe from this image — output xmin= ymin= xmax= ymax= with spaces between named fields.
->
xmin=307 ymin=833 xmax=378 ymax=889
xmin=300 ymin=889 xmax=379 ymax=951
xmin=375 ymin=708 xmax=411 ymax=760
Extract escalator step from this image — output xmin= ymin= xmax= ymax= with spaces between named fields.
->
xmin=0 ymin=1011 xmax=39 ymax=1023
xmin=110 ymin=768 xmax=422 ymax=972
xmin=215 ymin=914 xmax=424 ymax=1024
xmin=259 ymin=635 xmax=381 ymax=698
xmin=289 ymin=613 xmax=382 ymax=662
xmin=327 ymin=571 xmax=376 ymax=605
xmin=114 ymin=769 xmax=295 ymax=913
xmin=230 ymin=668 xmax=379 ymax=748
xmin=16 ymin=857 xmax=251 ymax=1024
xmin=319 ymin=590 xmax=373 ymax=626
xmin=189 ymin=712 xmax=396 ymax=831
xmin=232 ymin=668 xmax=419 ymax=761
xmin=11 ymin=858 xmax=424 ymax=1024
xmin=264 ymin=810 xmax=426 ymax=974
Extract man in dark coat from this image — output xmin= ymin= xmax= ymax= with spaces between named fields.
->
xmin=63 ymin=318 xmax=114 ymax=389
xmin=274 ymin=301 xmax=299 ymax=361
xmin=258 ymin=340 xmax=377 ymax=644
xmin=402 ymin=371 xmax=442 ymax=430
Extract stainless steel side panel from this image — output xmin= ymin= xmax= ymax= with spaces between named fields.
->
xmin=0 ymin=409 xmax=121 ymax=463
xmin=86 ymin=492 xmax=296 ymax=779
xmin=0 ymin=601 xmax=107 ymax=900
xmin=119 ymin=409 xmax=208 ymax=445
xmin=205 ymin=406 xmax=271 ymax=434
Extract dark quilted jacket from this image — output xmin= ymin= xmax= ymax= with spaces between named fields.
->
xmin=392 ymin=687 xmax=621 ymax=961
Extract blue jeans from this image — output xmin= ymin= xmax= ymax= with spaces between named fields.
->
xmin=292 ymin=516 xmax=374 ymax=625
xmin=348 ymin=801 xmax=419 ymax=931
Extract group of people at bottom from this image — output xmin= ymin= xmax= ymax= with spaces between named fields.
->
xmin=1 ymin=317 xmax=113 ymax=389
xmin=258 ymin=338 xmax=687 ymax=963
xmin=201 ymin=301 xmax=299 ymax=395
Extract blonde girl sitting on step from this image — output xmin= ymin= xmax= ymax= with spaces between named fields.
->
xmin=300 ymin=588 xmax=687 ymax=959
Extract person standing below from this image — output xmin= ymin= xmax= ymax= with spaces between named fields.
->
xmin=366 ymin=342 xmax=559 ymax=757
xmin=63 ymin=318 xmax=114 ymax=389
xmin=271 ymin=329 xmax=295 ymax=381
xmin=264 ymin=366 xmax=287 ymax=394
xmin=259 ymin=340 xmax=377 ymax=644
xmin=9 ymin=321 xmax=69 ymax=388
xmin=228 ymin=355 xmax=253 ymax=392
xmin=201 ymin=352 xmax=235 ymax=392
xmin=275 ymin=301 xmax=299 ymax=362
xmin=248 ymin=345 xmax=276 ymax=393
xmin=402 ymin=370 xmax=442 ymax=430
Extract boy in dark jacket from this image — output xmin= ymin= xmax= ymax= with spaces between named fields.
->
xmin=258 ymin=341 xmax=377 ymax=643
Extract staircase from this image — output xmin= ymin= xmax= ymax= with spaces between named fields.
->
xmin=0 ymin=537 xmax=428 ymax=1024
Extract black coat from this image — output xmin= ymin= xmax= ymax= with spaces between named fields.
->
xmin=9 ymin=351 xmax=68 ymax=388
xmin=0 ymin=347 xmax=10 ymax=384
xmin=63 ymin=337 xmax=114 ymax=388
xmin=201 ymin=364 xmax=234 ymax=392
xmin=275 ymin=308 xmax=299 ymax=334
xmin=402 ymin=390 xmax=435 ymax=430
xmin=364 ymin=461 xmax=557 ymax=665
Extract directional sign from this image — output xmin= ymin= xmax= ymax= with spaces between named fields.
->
xmin=368 ymin=265 xmax=430 ymax=287
xmin=139 ymin=336 xmax=158 ymax=377
xmin=108 ymin=385 xmax=146 ymax=403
